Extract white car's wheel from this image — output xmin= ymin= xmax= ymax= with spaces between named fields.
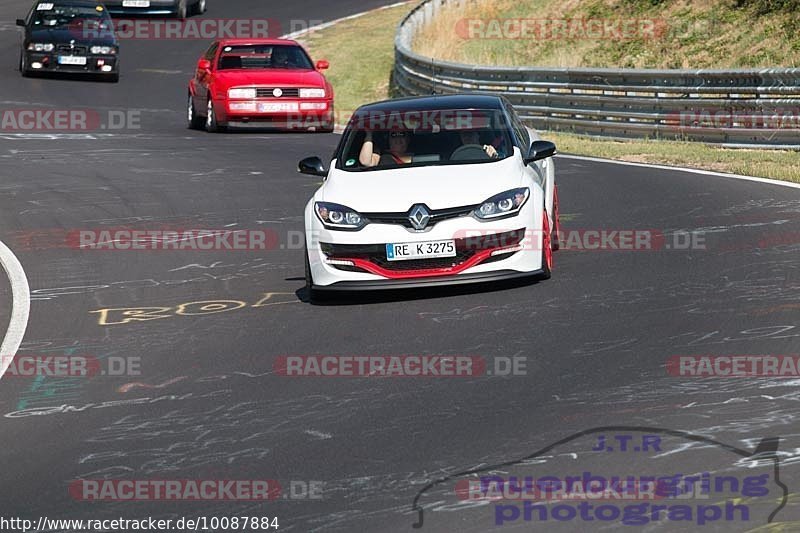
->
xmin=540 ymin=210 xmax=553 ymax=279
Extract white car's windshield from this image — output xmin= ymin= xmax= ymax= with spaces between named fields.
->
xmin=337 ymin=108 xmax=515 ymax=171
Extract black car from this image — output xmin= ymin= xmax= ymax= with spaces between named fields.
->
xmin=17 ymin=0 xmax=120 ymax=82
xmin=102 ymin=0 xmax=206 ymax=19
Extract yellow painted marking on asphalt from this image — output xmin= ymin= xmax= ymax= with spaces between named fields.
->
xmin=91 ymin=293 xmax=298 ymax=326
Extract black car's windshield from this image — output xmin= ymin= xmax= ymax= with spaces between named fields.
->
xmin=31 ymin=2 xmax=112 ymax=29
xmin=337 ymin=108 xmax=515 ymax=171
xmin=217 ymin=44 xmax=314 ymax=70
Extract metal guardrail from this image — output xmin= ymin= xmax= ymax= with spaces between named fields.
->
xmin=393 ymin=0 xmax=800 ymax=149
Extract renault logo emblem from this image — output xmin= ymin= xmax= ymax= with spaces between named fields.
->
xmin=272 ymin=88 xmax=283 ymax=98
xmin=408 ymin=204 xmax=431 ymax=230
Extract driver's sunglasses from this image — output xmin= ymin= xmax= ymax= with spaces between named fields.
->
xmin=389 ymin=132 xmax=409 ymax=138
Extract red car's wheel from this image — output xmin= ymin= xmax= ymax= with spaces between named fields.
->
xmin=187 ymin=93 xmax=204 ymax=130
xmin=205 ymin=99 xmax=227 ymax=133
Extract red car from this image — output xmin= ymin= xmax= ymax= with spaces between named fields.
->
xmin=188 ymin=39 xmax=334 ymax=133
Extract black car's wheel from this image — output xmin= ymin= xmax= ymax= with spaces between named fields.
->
xmin=193 ymin=0 xmax=207 ymax=15
xmin=19 ymin=53 xmax=31 ymax=77
xmin=205 ymin=98 xmax=226 ymax=133
xmin=106 ymin=72 xmax=120 ymax=83
xmin=187 ymin=93 xmax=203 ymax=129
xmin=173 ymin=0 xmax=187 ymax=19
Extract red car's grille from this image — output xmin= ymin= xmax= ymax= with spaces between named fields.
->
xmin=255 ymin=87 xmax=300 ymax=98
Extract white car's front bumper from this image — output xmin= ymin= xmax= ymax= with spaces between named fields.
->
xmin=305 ymin=199 xmax=546 ymax=290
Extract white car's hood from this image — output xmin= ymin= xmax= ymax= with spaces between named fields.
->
xmin=321 ymin=157 xmax=524 ymax=212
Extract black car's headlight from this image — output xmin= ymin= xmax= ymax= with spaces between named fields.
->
xmin=27 ymin=43 xmax=54 ymax=52
xmin=315 ymin=202 xmax=367 ymax=230
xmin=474 ymin=188 xmax=530 ymax=220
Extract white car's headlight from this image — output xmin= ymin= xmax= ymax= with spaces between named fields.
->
xmin=228 ymin=88 xmax=256 ymax=99
xmin=90 ymin=46 xmax=116 ymax=55
xmin=315 ymin=202 xmax=366 ymax=230
xmin=474 ymin=187 xmax=529 ymax=220
xmin=299 ymin=88 xmax=326 ymax=98
xmin=28 ymin=43 xmax=54 ymax=52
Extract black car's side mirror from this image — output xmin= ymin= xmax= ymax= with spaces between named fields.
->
xmin=523 ymin=140 xmax=557 ymax=165
xmin=298 ymin=156 xmax=327 ymax=177
xmin=16 ymin=19 xmax=26 ymax=27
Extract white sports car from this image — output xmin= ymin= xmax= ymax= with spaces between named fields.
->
xmin=299 ymin=94 xmax=560 ymax=300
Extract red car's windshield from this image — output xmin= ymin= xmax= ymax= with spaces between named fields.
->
xmin=217 ymin=44 xmax=314 ymax=70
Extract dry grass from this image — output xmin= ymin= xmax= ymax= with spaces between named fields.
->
xmin=413 ymin=0 xmax=800 ymax=68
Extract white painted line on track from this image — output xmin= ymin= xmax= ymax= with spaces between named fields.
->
xmin=0 ymin=239 xmax=30 ymax=380
xmin=557 ymin=154 xmax=800 ymax=191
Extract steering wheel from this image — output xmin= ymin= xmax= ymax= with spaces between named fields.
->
xmin=450 ymin=144 xmax=490 ymax=161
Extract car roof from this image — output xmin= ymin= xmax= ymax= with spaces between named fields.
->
xmin=355 ymin=94 xmax=506 ymax=114
xmin=218 ymin=39 xmax=300 ymax=46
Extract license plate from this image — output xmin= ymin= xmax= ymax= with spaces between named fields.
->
xmin=386 ymin=240 xmax=456 ymax=261
xmin=123 ymin=0 xmax=150 ymax=6
xmin=58 ymin=56 xmax=87 ymax=65
xmin=257 ymin=102 xmax=299 ymax=113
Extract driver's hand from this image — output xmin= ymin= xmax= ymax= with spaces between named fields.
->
xmin=483 ymin=144 xmax=498 ymax=158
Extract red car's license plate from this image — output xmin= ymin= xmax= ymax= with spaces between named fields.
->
xmin=257 ymin=102 xmax=299 ymax=113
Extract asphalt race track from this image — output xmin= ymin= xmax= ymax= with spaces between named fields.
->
xmin=1 ymin=0 xmax=800 ymax=531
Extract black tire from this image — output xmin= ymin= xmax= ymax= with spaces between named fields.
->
xmin=20 ymin=53 xmax=31 ymax=78
xmin=187 ymin=93 xmax=204 ymax=130
xmin=193 ymin=0 xmax=207 ymax=15
xmin=316 ymin=107 xmax=335 ymax=133
xmin=173 ymin=0 xmax=187 ymax=19
xmin=106 ymin=72 xmax=120 ymax=83
xmin=304 ymin=245 xmax=320 ymax=303
xmin=205 ymin=98 xmax=226 ymax=133
xmin=551 ymin=185 xmax=561 ymax=251
xmin=539 ymin=210 xmax=553 ymax=280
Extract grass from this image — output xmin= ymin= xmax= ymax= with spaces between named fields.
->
xmin=303 ymin=1 xmax=800 ymax=183
xmin=299 ymin=3 xmax=413 ymax=122
xmin=412 ymin=0 xmax=800 ymax=69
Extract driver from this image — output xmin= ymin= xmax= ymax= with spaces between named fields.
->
xmin=457 ymin=129 xmax=499 ymax=158
xmin=272 ymin=47 xmax=291 ymax=67
xmin=359 ymin=129 xmax=413 ymax=167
